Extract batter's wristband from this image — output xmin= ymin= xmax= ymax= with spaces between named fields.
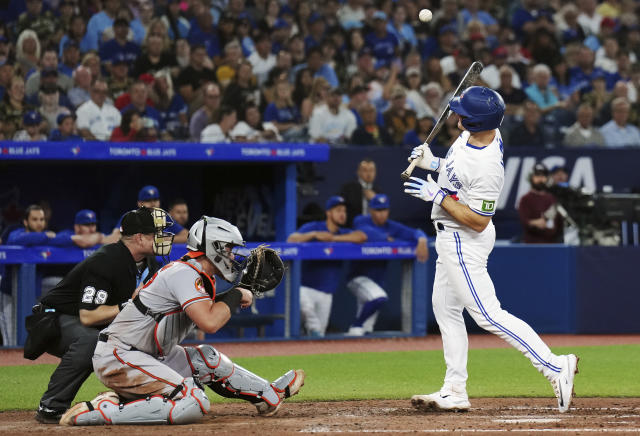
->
xmin=434 ymin=190 xmax=447 ymax=206
xmin=216 ymin=288 xmax=243 ymax=312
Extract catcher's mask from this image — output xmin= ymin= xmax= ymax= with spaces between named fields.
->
xmin=186 ymin=216 xmax=248 ymax=282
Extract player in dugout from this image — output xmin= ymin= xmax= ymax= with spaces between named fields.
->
xmin=59 ymin=217 xmax=304 ymax=425
xmin=403 ymin=86 xmax=579 ymax=413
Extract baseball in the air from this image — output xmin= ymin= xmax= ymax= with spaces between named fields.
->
xmin=419 ymin=9 xmax=433 ymax=22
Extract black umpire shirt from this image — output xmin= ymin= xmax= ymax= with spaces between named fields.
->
xmin=41 ymin=241 xmax=157 ymax=325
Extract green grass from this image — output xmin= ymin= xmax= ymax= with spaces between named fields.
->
xmin=2 ymin=345 xmax=639 ymax=411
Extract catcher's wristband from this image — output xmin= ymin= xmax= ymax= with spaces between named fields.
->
xmin=216 ymin=288 xmax=243 ymax=312
xmin=433 ymin=190 xmax=447 ymax=206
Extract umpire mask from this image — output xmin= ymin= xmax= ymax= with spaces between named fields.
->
xmin=151 ymin=208 xmax=175 ymax=256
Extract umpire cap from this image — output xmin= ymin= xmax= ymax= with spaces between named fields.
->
xmin=121 ymin=207 xmax=156 ymax=235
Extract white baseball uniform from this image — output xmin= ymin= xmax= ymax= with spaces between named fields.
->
xmin=430 ymin=130 xmax=565 ymax=391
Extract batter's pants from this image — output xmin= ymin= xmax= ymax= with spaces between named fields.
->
xmin=432 ymin=224 xmax=564 ymax=390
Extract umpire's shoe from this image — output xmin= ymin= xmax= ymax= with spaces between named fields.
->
xmin=551 ymin=354 xmax=579 ymax=413
xmin=256 ymin=369 xmax=305 ymax=417
xmin=411 ymin=385 xmax=471 ymax=412
xmin=35 ymin=404 xmax=66 ymax=424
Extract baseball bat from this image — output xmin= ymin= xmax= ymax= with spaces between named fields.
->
xmin=400 ymin=61 xmax=484 ymax=181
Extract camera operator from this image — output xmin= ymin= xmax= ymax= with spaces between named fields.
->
xmin=518 ymin=163 xmax=563 ymax=244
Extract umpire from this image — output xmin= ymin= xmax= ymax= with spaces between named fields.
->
xmin=30 ymin=207 xmax=174 ymax=423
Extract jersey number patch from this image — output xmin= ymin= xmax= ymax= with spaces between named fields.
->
xmin=82 ymin=286 xmax=108 ymax=304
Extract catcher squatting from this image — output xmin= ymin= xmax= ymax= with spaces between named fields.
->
xmin=60 ymin=216 xmax=301 ymax=426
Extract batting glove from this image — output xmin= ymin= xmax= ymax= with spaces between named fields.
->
xmin=409 ymin=146 xmax=442 ymax=172
xmin=403 ymin=175 xmax=447 ymax=205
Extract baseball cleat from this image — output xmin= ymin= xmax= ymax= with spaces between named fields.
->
xmin=551 ymin=354 xmax=579 ymax=413
xmin=35 ymin=404 xmax=65 ymax=424
xmin=411 ymin=391 xmax=471 ymax=412
xmin=345 ymin=326 xmax=365 ymax=336
xmin=256 ymin=369 xmax=305 ymax=417
xmin=59 ymin=391 xmax=120 ymax=426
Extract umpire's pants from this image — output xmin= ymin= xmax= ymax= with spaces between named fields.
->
xmin=39 ymin=314 xmax=99 ymax=411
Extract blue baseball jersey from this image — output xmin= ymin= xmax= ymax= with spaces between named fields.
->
xmin=364 ymin=32 xmax=399 ymax=62
xmin=99 ymin=39 xmax=141 ymax=65
xmin=49 ymin=229 xmax=101 ymax=247
xmin=349 ymin=215 xmax=427 ymax=285
xmin=296 ymin=221 xmax=352 ymax=294
xmin=7 ymin=228 xmax=54 ymax=246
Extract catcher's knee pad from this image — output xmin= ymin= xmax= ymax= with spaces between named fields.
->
xmin=185 ymin=344 xmax=280 ymax=406
xmin=73 ymin=378 xmax=209 ymax=426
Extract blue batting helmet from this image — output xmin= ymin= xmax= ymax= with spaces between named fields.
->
xmin=449 ymin=86 xmax=505 ymax=132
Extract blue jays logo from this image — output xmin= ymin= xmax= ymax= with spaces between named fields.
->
xmin=71 ymin=146 xmax=80 ymax=155
xmin=206 ymin=148 xmax=214 ymax=156
xmin=41 ymin=250 xmax=52 ymax=259
xmin=324 ymin=247 xmax=333 ymax=256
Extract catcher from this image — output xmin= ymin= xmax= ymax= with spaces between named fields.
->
xmin=60 ymin=216 xmax=302 ymax=426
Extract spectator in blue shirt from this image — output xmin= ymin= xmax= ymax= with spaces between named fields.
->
xmin=568 ymin=46 xmax=608 ymax=93
xmin=187 ymin=10 xmax=221 ymax=61
xmin=461 ymin=0 xmax=498 ymax=30
xmin=386 ymin=5 xmax=417 ymax=55
xmin=365 ymin=11 xmax=399 ymax=64
xmin=263 ymin=79 xmax=305 ymax=140
xmin=304 ymin=12 xmax=326 ymax=53
xmin=346 ymin=194 xmax=429 ymax=336
xmin=108 ymin=185 xmax=189 ymax=244
xmin=599 ymin=97 xmax=640 ymax=147
xmin=120 ymin=81 xmax=163 ymax=133
xmin=290 ymin=46 xmax=339 ymax=89
xmin=525 ymin=64 xmax=560 ymax=112
xmin=49 ymin=113 xmax=83 ymax=141
xmin=98 ymin=18 xmax=140 ymax=69
xmin=83 ymin=0 xmax=120 ymax=52
xmin=287 ymin=195 xmax=367 ymax=336
xmin=50 ymin=209 xmax=105 ymax=248
xmin=59 ymin=40 xmax=80 ymax=78
xmin=7 ymin=204 xmax=56 ymax=245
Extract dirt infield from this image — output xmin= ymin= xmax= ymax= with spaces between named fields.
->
xmin=2 ymin=335 xmax=639 ymax=434
xmin=1 ymin=398 xmax=639 ymax=435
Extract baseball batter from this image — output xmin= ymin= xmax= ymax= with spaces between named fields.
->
xmin=403 ymin=86 xmax=578 ymax=413
xmin=60 ymin=216 xmax=304 ymax=426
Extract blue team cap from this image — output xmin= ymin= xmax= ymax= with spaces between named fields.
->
xmin=325 ymin=195 xmax=346 ymax=210
xmin=372 ymin=11 xmax=387 ymax=20
xmin=23 ymin=110 xmax=42 ymax=126
xmin=279 ymin=5 xmax=294 ymax=17
xmin=75 ymin=209 xmax=97 ymax=225
xmin=138 ymin=185 xmax=160 ymax=201
xmin=369 ymin=194 xmax=390 ymax=210
xmin=439 ymin=24 xmax=458 ymax=35
xmin=307 ymin=12 xmax=324 ymax=25
xmin=273 ymin=18 xmax=290 ymax=29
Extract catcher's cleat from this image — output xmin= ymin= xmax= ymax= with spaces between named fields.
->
xmin=551 ymin=354 xmax=579 ymax=413
xmin=255 ymin=369 xmax=305 ymax=417
xmin=59 ymin=391 xmax=120 ymax=426
xmin=411 ymin=390 xmax=471 ymax=412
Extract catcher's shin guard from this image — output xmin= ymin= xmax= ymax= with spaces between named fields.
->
xmin=61 ymin=379 xmax=209 ymax=426
xmin=185 ymin=344 xmax=281 ymax=406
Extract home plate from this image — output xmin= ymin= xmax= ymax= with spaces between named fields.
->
xmin=494 ymin=418 xmax=561 ymax=424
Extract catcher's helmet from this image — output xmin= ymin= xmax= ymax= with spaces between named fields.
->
xmin=186 ymin=216 xmax=246 ymax=282
xmin=449 ymin=86 xmax=505 ymax=132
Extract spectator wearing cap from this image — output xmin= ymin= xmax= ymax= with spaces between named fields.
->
xmin=346 ymin=193 xmax=428 ymax=336
xmin=131 ymin=29 xmax=177 ymax=79
xmin=387 ymin=5 xmax=417 ymax=54
xmin=350 ymin=102 xmax=393 ymax=146
xmin=0 ymin=75 xmax=33 ymax=139
xmin=106 ymin=54 xmax=132 ymax=102
xmin=562 ymin=103 xmax=605 ymax=147
xmin=120 ymin=80 xmax=163 ymax=133
xmin=59 ymin=15 xmax=92 ymax=58
xmin=304 ymin=12 xmax=327 ymax=53
xmin=308 ymin=86 xmax=357 ymax=145
xmin=518 ymin=163 xmax=563 ymax=244
xmin=25 ymin=48 xmax=73 ymax=99
xmin=109 ymin=185 xmax=188 ymax=244
xmin=76 ymin=79 xmax=121 ymax=140
xmin=189 ymin=82 xmax=221 ymax=141
xmin=50 ymin=209 xmax=105 ymax=248
xmin=599 ymin=97 xmax=640 ymax=147
xmin=13 ymin=110 xmax=47 ymax=141
xmin=338 ymin=0 xmax=365 ymax=30
xmin=49 ymin=113 xmax=83 ymax=141
xmin=248 ymin=33 xmax=277 ymax=86
xmin=99 ymin=18 xmax=141 ymax=70
xmin=508 ymin=100 xmax=546 ymax=147
xmin=383 ymin=85 xmax=417 ymax=146
xmin=7 ymin=204 xmax=55 ymax=245
xmin=421 ymin=23 xmax=458 ymax=60
xmin=84 ymin=0 xmax=122 ymax=52
xmin=403 ymin=111 xmax=437 ymax=147
xmin=17 ymin=0 xmax=58 ymax=47
xmin=161 ymin=0 xmax=191 ymax=40
xmin=201 ymin=105 xmax=237 ymax=143
xmin=287 ymin=195 xmax=367 ymax=336
xmin=365 ymin=11 xmax=399 ymax=64
xmin=38 ymin=82 xmax=71 ymax=133
xmin=59 ymin=40 xmax=81 ymax=78
xmin=68 ymin=66 xmax=92 ymax=108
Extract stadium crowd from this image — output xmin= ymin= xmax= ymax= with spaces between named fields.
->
xmin=0 ymin=0 xmax=639 ymax=147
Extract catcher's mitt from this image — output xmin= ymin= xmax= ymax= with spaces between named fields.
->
xmin=238 ymin=245 xmax=285 ymax=296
